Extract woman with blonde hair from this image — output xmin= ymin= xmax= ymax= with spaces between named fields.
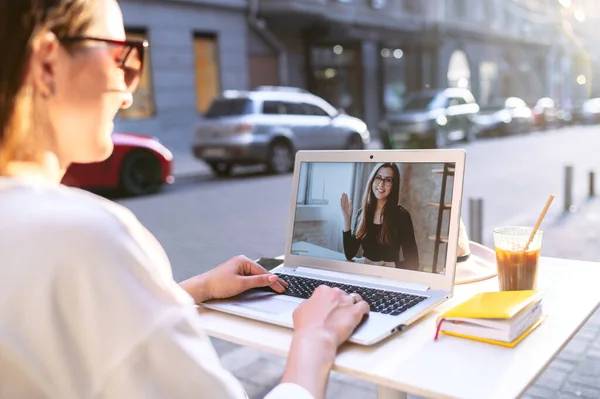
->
xmin=0 ymin=1 xmax=369 ymax=398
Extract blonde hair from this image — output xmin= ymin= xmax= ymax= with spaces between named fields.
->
xmin=0 ymin=0 xmax=93 ymax=173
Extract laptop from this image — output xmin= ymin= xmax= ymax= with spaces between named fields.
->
xmin=202 ymin=149 xmax=466 ymax=345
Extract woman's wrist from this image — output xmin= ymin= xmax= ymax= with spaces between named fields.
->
xmin=179 ymin=274 xmax=212 ymax=303
xmin=294 ymin=328 xmax=337 ymax=361
xmin=282 ymin=328 xmax=338 ymax=397
xmin=343 ymin=220 xmax=351 ymax=232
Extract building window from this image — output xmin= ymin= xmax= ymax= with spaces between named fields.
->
xmin=297 ymin=163 xmax=329 ymax=205
xmin=370 ymin=0 xmax=387 ymax=10
xmin=117 ymin=29 xmax=155 ymax=120
xmin=479 ymin=62 xmax=498 ymax=106
xmin=194 ymin=33 xmax=221 ymax=114
xmin=504 ymin=9 xmax=514 ymax=32
xmin=447 ymin=50 xmax=471 ymax=90
xmin=447 ymin=0 xmax=467 ymax=19
xmin=486 ymin=1 xmax=500 ymax=28
xmin=456 ymin=0 xmax=467 ymax=18
xmin=484 ymin=0 xmax=494 ymax=19
xmin=381 ymin=46 xmax=406 ymax=113
xmin=308 ymin=43 xmax=362 ymax=119
xmin=404 ymin=0 xmax=421 ymax=13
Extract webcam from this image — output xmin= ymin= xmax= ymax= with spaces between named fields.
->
xmin=369 ymin=155 xmax=374 ymax=159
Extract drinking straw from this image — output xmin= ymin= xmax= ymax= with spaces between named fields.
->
xmin=525 ymin=194 xmax=555 ymax=252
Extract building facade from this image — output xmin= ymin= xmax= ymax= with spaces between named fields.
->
xmin=114 ymin=0 xmax=585 ymax=155
xmin=254 ymin=0 xmax=574 ymax=135
xmin=115 ymin=0 xmax=250 ymax=155
xmin=253 ymin=0 xmax=434 ymax=141
xmin=566 ymin=0 xmax=600 ymax=100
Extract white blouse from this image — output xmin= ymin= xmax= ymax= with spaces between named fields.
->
xmin=0 ymin=178 xmax=312 ymax=399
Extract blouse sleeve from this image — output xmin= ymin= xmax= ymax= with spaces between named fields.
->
xmin=43 ymin=204 xmax=312 ymax=399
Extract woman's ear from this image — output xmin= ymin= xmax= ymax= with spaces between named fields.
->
xmin=30 ymin=31 xmax=60 ymax=99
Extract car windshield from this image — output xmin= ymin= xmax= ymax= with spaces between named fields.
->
xmin=402 ymin=93 xmax=447 ymax=111
xmin=204 ymin=98 xmax=253 ymax=118
xmin=480 ymin=101 xmax=506 ymax=112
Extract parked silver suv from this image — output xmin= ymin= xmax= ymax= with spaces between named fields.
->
xmin=192 ymin=86 xmax=370 ymax=176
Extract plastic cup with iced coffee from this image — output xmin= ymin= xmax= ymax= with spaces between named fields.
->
xmin=493 ymin=226 xmax=542 ymax=291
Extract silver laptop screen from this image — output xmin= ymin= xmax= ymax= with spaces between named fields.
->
xmin=291 ymin=161 xmax=457 ymax=275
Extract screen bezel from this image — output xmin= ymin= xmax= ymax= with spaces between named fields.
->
xmin=284 ymin=149 xmax=466 ymax=293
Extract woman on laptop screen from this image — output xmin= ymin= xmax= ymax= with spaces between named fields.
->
xmin=340 ymin=162 xmax=420 ymax=270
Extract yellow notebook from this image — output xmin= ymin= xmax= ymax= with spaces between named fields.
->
xmin=439 ymin=315 xmax=547 ymax=348
xmin=434 ymin=290 xmax=546 ymax=347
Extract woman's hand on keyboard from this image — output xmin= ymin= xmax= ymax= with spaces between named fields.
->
xmin=280 ymin=286 xmax=370 ymax=398
xmin=293 ymin=285 xmax=370 ymax=348
xmin=179 ymin=255 xmax=288 ymax=303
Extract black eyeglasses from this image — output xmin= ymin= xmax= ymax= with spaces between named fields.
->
xmin=374 ymin=175 xmax=393 ymax=186
xmin=57 ymin=36 xmax=149 ymax=93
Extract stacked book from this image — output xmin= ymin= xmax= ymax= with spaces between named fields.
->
xmin=434 ymin=290 xmax=545 ymax=348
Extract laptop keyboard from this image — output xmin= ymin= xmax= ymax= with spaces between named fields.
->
xmin=271 ymin=273 xmax=427 ymax=316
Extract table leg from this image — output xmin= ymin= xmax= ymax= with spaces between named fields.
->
xmin=377 ymin=386 xmax=407 ymax=399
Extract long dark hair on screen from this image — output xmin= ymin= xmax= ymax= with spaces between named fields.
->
xmin=354 ymin=163 xmax=401 ymax=245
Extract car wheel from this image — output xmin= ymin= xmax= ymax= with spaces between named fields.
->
xmin=346 ymin=134 xmax=364 ymax=149
xmin=120 ymin=150 xmax=163 ymax=196
xmin=209 ymin=162 xmax=233 ymax=177
xmin=267 ymin=140 xmax=293 ymax=174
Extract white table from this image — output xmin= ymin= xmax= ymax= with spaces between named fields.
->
xmin=197 ymin=257 xmax=600 ymax=399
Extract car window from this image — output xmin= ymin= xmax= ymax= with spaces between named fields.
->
xmin=204 ymin=98 xmax=253 ymax=118
xmin=403 ymin=93 xmax=447 ymax=111
xmin=449 ymin=96 xmax=467 ymax=106
xmin=310 ymin=97 xmax=338 ymax=117
xmin=302 ymin=103 xmax=330 ymax=116
xmin=262 ymin=101 xmax=284 ymax=115
xmin=403 ymin=95 xmax=435 ymax=110
xmin=281 ymin=102 xmax=306 ymax=115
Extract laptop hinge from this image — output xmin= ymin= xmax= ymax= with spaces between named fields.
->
xmin=294 ymin=266 xmax=430 ymax=292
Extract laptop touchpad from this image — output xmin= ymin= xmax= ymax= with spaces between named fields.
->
xmin=234 ymin=296 xmax=297 ymax=314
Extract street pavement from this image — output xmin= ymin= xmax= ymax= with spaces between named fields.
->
xmin=458 ymin=125 xmax=600 ymax=249
xmin=117 ymin=125 xmax=600 ymax=398
xmin=172 ymin=150 xmax=211 ymax=179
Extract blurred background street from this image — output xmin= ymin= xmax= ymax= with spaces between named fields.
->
xmin=119 ymin=124 xmax=600 ymax=282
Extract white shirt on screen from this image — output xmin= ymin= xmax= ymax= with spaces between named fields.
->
xmin=0 ymin=177 xmax=311 ymax=399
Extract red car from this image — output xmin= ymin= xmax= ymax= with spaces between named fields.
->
xmin=62 ymin=132 xmax=174 ymax=196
